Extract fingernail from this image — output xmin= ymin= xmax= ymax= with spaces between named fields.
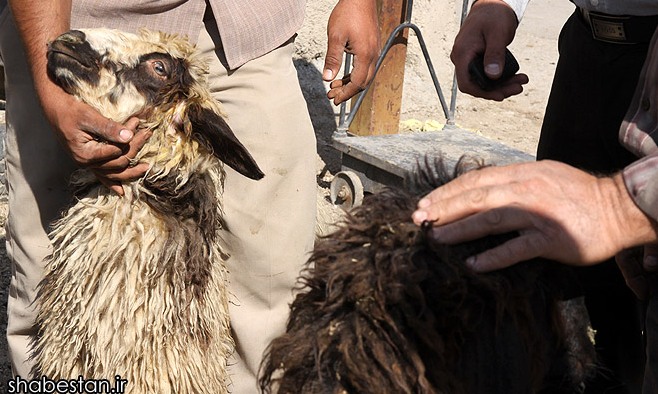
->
xmin=465 ymin=256 xmax=477 ymax=268
xmin=418 ymin=198 xmax=430 ymax=208
xmin=412 ymin=210 xmax=427 ymax=223
xmin=119 ymin=129 xmax=133 ymax=142
xmin=323 ymin=69 xmax=334 ymax=81
xmin=485 ymin=63 xmax=501 ymax=77
xmin=645 ymin=255 xmax=658 ymax=270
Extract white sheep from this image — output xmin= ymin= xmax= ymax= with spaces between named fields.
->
xmin=31 ymin=28 xmax=263 ymax=394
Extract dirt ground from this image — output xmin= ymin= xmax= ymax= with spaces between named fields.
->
xmin=0 ymin=0 xmax=575 ymax=386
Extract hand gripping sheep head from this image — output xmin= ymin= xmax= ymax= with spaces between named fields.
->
xmin=33 ymin=29 xmax=263 ymax=393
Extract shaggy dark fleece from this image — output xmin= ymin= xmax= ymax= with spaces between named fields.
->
xmin=259 ymin=158 xmax=596 ymax=394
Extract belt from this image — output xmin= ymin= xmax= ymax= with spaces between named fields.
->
xmin=577 ymin=7 xmax=658 ymax=44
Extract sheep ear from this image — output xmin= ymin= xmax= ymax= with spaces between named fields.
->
xmin=189 ymin=104 xmax=265 ymax=180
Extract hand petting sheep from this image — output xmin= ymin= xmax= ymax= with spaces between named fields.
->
xmin=260 ymin=158 xmax=597 ymax=394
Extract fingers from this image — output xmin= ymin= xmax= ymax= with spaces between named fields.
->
xmin=482 ymin=49 xmax=507 ymax=79
xmin=465 ymin=233 xmax=546 ymax=272
xmin=414 ymin=184 xmax=495 ymax=226
xmin=327 ymin=51 xmax=377 ymax=105
xmin=413 ymin=164 xmax=526 ymax=225
xmin=450 ymin=0 xmax=522 ymax=100
xmin=430 ymin=206 xmax=531 ymax=244
xmin=323 ymin=31 xmax=346 ymax=84
xmin=58 ymin=105 xmax=140 ymax=166
xmin=87 ymin=120 xmax=152 ymax=196
xmin=90 ymin=127 xmax=152 ymax=172
xmin=452 ymin=44 xmax=528 ymax=101
xmin=91 ymin=125 xmax=152 ymax=195
xmin=324 ymin=0 xmax=379 ymax=105
xmin=325 ymin=56 xmax=376 ymax=106
xmin=465 ymin=74 xmax=530 ymax=102
xmin=87 ymin=111 xmax=136 ymax=145
xmin=423 ymin=200 xmax=550 ymax=273
xmin=92 ymin=160 xmax=150 ymax=197
xmin=326 ymin=68 xmax=374 ymax=105
xmin=95 ymin=163 xmax=151 ymax=182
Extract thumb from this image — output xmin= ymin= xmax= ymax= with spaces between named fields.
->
xmin=323 ymin=35 xmax=345 ymax=82
xmin=88 ymin=109 xmax=136 ymax=144
xmin=482 ymin=48 xmax=506 ymax=80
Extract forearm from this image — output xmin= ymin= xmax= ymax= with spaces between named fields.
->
xmin=9 ymin=0 xmax=71 ymax=94
xmin=8 ymin=0 xmax=82 ymax=142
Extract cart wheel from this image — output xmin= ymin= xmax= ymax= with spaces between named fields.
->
xmin=330 ymin=171 xmax=364 ymax=209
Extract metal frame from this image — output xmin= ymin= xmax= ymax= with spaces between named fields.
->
xmin=336 ymin=0 xmax=471 ymax=136
xmin=328 ymin=0 xmax=537 ymax=208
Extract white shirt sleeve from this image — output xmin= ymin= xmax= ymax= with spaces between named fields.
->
xmin=499 ymin=0 xmax=530 ymax=21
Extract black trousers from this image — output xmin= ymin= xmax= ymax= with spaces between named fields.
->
xmin=537 ymin=11 xmax=653 ymax=394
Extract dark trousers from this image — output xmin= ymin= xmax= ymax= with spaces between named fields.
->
xmin=537 ymin=11 xmax=652 ymax=394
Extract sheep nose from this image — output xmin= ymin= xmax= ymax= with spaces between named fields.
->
xmin=58 ymin=30 xmax=87 ymax=44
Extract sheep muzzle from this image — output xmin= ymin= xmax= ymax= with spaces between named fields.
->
xmin=47 ymin=30 xmax=102 ymax=93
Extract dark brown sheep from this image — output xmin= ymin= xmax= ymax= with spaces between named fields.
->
xmin=259 ymin=157 xmax=596 ymax=394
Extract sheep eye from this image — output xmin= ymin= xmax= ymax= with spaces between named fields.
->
xmin=153 ymin=61 xmax=167 ymax=77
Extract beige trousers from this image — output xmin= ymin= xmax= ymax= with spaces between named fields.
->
xmin=198 ymin=18 xmax=317 ymax=394
xmin=0 ymin=6 xmax=316 ymax=393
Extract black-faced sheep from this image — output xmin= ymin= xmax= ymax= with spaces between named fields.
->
xmin=32 ymin=28 xmax=263 ymax=393
xmin=259 ymin=158 xmax=597 ymax=394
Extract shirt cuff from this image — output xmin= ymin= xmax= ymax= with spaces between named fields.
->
xmin=499 ymin=0 xmax=529 ymax=21
xmin=623 ymin=154 xmax=658 ymax=222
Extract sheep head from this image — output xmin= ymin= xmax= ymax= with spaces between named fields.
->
xmin=46 ymin=28 xmax=264 ymax=181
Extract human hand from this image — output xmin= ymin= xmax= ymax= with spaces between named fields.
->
xmin=324 ymin=0 xmax=380 ymax=105
xmin=411 ymin=160 xmax=658 ymax=272
xmin=39 ymin=86 xmax=152 ymax=195
xmin=450 ymin=0 xmax=529 ymax=101
xmin=616 ymin=244 xmax=658 ymax=300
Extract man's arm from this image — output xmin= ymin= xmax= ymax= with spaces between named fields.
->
xmin=411 ymin=160 xmax=658 ymax=272
xmin=8 ymin=0 xmax=150 ymax=195
xmin=323 ymin=0 xmax=380 ymax=105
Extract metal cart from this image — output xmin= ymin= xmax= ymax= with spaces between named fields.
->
xmin=329 ymin=0 xmax=534 ymax=209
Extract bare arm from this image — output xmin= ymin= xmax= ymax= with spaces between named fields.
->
xmin=8 ymin=0 xmax=150 ymax=195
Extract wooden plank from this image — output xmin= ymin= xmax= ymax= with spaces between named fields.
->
xmin=349 ymin=0 xmax=408 ymax=136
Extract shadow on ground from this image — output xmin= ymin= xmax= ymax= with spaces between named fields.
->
xmin=294 ymin=58 xmax=342 ymax=176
